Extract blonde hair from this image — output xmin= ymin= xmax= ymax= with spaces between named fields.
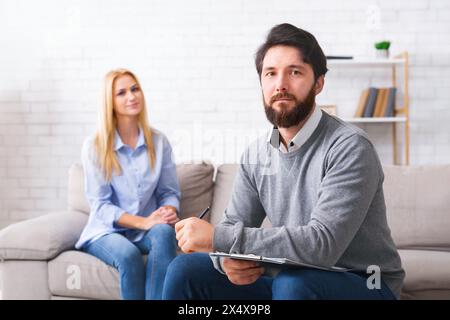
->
xmin=94 ymin=68 xmax=156 ymax=181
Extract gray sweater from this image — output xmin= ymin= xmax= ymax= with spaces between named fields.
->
xmin=213 ymin=111 xmax=405 ymax=298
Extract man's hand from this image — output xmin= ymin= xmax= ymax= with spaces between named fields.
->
xmin=221 ymin=258 xmax=264 ymax=285
xmin=175 ymin=217 xmax=214 ymax=253
xmin=222 ymin=258 xmax=265 ymax=285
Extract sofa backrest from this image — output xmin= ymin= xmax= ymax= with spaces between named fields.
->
xmin=211 ymin=164 xmax=272 ymax=228
xmin=210 ymin=164 xmax=239 ymax=225
xmin=210 ymin=164 xmax=450 ymax=249
xmin=383 ymin=165 xmax=450 ymax=249
xmin=176 ymin=163 xmax=215 ymax=220
xmin=68 ymin=163 xmax=90 ymax=214
xmin=68 ymin=162 xmax=215 ymax=220
xmin=68 ymin=162 xmax=450 ymax=250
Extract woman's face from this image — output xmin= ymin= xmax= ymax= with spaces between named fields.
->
xmin=113 ymin=74 xmax=143 ymax=118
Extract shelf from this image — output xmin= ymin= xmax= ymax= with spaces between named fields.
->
xmin=327 ymin=58 xmax=405 ymax=67
xmin=326 ymin=51 xmax=409 ymax=165
xmin=343 ymin=117 xmax=407 ymax=123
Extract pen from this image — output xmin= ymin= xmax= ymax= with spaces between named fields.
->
xmin=197 ymin=206 xmax=210 ymax=220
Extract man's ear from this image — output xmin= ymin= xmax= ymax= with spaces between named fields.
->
xmin=314 ymin=75 xmax=325 ymax=95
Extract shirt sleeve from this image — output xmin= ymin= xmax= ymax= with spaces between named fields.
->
xmin=154 ymin=135 xmax=181 ymax=212
xmin=81 ymin=139 xmax=125 ymax=228
xmin=213 ymin=134 xmax=383 ymax=268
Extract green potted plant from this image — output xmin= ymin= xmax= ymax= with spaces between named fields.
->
xmin=374 ymin=41 xmax=391 ymax=58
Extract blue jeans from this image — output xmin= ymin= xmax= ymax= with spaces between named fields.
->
xmin=83 ymin=223 xmax=177 ymax=300
xmin=162 ymin=253 xmax=396 ymax=300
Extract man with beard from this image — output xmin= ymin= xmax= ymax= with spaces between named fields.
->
xmin=163 ymin=23 xmax=404 ymax=300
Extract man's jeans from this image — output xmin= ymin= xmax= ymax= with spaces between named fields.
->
xmin=162 ymin=253 xmax=396 ymax=300
xmin=83 ymin=223 xmax=177 ymax=300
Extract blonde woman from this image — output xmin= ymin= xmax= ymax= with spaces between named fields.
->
xmin=75 ymin=69 xmax=181 ymax=300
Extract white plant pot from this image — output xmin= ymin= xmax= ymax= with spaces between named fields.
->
xmin=376 ymin=49 xmax=389 ymax=59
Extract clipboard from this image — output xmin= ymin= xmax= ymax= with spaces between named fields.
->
xmin=209 ymin=252 xmax=350 ymax=272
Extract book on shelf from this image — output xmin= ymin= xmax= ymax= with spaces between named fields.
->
xmin=362 ymin=87 xmax=378 ymax=117
xmin=354 ymin=88 xmax=370 ymax=117
xmin=373 ymin=88 xmax=388 ymax=117
xmin=384 ymin=87 xmax=397 ymax=117
xmin=355 ymin=87 xmax=397 ymax=118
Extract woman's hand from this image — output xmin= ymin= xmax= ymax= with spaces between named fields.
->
xmin=140 ymin=206 xmax=179 ymax=230
xmin=160 ymin=205 xmax=180 ymax=225
xmin=139 ymin=208 xmax=166 ymax=230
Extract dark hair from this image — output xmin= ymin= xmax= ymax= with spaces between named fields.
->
xmin=255 ymin=23 xmax=328 ymax=80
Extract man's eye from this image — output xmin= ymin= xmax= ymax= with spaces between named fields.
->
xmin=292 ymin=70 xmax=301 ymax=75
xmin=265 ymin=72 xmax=274 ymax=77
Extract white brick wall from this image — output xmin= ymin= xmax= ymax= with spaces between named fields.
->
xmin=1 ymin=0 xmax=450 ymax=228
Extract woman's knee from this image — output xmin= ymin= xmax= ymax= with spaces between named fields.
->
xmin=117 ymin=246 xmax=145 ymax=270
xmin=148 ymin=223 xmax=176 ymax=240
xmin=86 ymin=233 xmax=144 ymax=270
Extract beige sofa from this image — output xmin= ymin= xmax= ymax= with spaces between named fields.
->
xmin=0 ymin=163 xmax=449 ymax=299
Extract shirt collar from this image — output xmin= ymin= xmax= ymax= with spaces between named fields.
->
xmin=114 ymin=127 xmax=146 ymax=151
xmin=267 ymin=104 xmax=323 ymax=151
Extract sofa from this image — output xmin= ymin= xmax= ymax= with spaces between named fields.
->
xmin=0 ymin=162 xmax=449 ymax=300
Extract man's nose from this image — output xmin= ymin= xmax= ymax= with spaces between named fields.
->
xmin=275 ymin=75 xmax=288 ymax=92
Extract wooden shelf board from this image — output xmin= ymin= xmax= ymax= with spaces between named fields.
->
xmin=342 ymin=117 xmax=407 ymax=123
xmin=327 ymin=58 xmax=405 ymax=67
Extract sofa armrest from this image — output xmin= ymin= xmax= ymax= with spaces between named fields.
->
xmin=0 ymin=211 xmax=88 ymax=261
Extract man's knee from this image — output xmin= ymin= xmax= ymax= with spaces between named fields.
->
xmin=272 ymin=269 xmax=322 ymax=300
xmin=163 ymin=253 xmax=212 ymax=299
xmin=166 ymin=253 xmax=206 ymax=281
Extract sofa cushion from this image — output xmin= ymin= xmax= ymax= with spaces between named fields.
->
xmin=400 ymin=289 xmax=450 ymax=300
xmin=399 ymin=249 xmax=450 ymax=292
xmin=0 ymin=260 xmax=51 ymax=299
xmin=211 ymin=164 xmax=271 ymax=228
xmin=68 ymin=163 xmax=90 ymax=214
xmin=176 ymin=162 xmax=214 ymax=220
xmin=44 ymin=249 xmax=450 ymax=300
xmin=0 ymin=211 xmax=88 ymax=260
xmin=67 ymin=162 xmax=214 ymax=220
xmin=48 ymin=250 xmax=120 ymax=300
xmin=383 ymin=165 xmax=450 ymax=248
xmin=210 ymin=164 xmax=239 ymax=225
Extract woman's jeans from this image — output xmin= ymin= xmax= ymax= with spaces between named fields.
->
xmin=83 ymin=223 xmax=177 ymax=300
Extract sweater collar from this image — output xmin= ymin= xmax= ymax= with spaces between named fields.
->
xmin=267 ymin=104 xmax=322 ymax=152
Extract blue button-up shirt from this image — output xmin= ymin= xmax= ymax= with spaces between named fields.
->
xmin=75 ymin=129 xmax=180 ymax=249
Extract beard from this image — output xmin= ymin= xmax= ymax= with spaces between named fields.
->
xmin=264 ymin=84 xmax=316 ymax=128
